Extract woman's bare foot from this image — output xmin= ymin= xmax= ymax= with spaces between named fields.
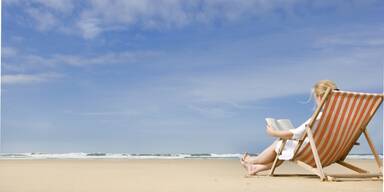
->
xmin=240 ymin=159 xmax=258 ymax=176
xmin=241 ymin=152 xmax=249 ymax=162
xmin=240 ymin=156 xmax=248 ymax=170
xmin=244 ymin=163 xmax=259 ymax=177
xmin=245 ymin=164 xmax=271 ymax=177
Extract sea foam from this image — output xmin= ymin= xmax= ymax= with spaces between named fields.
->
xmin=0 ymin=153 xmax=379 ymax=160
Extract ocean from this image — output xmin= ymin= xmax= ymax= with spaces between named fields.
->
xmin=0 ymin=153 xmax=380 ymax=160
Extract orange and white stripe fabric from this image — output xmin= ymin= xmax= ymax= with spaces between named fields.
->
xmin=294 ymin=90 xmax=383 ymax=168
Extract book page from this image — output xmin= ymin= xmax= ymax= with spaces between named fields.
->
xmin=266 ymin=118 xmax=295 ymax=131
xmin=265 ymin=118 xmax=280 ymax=131
xmin=276 ymin=119 xmax=295 ymax=131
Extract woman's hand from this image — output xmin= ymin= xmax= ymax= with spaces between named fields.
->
xmin=266 ymin=125 xmax=276 ymax=136
xmin=266 ymin=125 xmax=294 ymax=139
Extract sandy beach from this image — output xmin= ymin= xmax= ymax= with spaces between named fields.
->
xmin=0 ymin=159 xmax=382 ymax=192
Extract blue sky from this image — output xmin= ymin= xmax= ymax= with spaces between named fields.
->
xmin=1 ymin=0 xmax=383 ymax=154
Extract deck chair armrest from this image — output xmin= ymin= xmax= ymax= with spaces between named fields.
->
xmin=286 ymin=138 xmax=300 ymax=141
xmin=296 ymin=124 xmax=310 ymax=141
xmin=275 ymin=136 xmax=300 ymax=141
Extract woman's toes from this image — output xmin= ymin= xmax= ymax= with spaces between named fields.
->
xmin=247 ymin=164 xmax=259 ymax=176
xmin=240 ymin=159 xmax=247 ymax=170
xmin=241 ymin=152 xmax=249 ymax=162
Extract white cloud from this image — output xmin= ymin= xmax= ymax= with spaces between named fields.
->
xmin=34 ymin=0 xmax=75 ymax=13
xmin=2 ymin=48 xmax=161 ymax=86
xmin=315 ymin=26 xmax=384 ymax=47
xmin=2 ymin=49 xmax=160 ymax=72
xmin=26 ymin=8 xmax=58 ymax=31
xmin=1 ymin=73 xmax=61 ymax=85
xmin=2 ymin=47 xmax=18 ymax=58
xmin=74 ymin=0 xmax=303 ymax=38
xmin=8 ymin=0 xmax=378 ymax=39
xmin=5 ymin=0 xmax=75 ymax=32
xmin=76 ymin=18 xmax=102 ymax=39
xmin=51 ymin=51 xmax=160 ymax=67
xmin=5 ymin=0 xmax=75 ymax=13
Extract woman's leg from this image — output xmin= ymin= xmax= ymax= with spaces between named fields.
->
xmin=245 ymin=161 xmax=283 ymax=176
xmin=244 ymin=142 xmax=277 ymax=165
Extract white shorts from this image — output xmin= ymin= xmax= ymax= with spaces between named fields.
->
xmin=274 ymin=139 xmax=300 ymax=160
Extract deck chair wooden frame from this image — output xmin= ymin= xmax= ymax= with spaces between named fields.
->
xmin=269 ymin=88 xmax=383 ymax=181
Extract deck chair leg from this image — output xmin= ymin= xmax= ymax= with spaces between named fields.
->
xmin=295 ymin=160 xmax=322 ymax=177
xmin=363 ymin=129 xmax=383 ymax=173
xmin=269 ymin=139 xmax=286 ymax=176
xmin=305 ymin=126 xmax=326 ymax=181
xmin=337 ymin=161 xmax=368 ymax=173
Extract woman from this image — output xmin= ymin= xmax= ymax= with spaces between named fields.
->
xmin=240 ymin=80 xmax=337 ymax=176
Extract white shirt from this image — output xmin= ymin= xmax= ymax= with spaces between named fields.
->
xmin=274 ymin=112 xmax=322 ymax=160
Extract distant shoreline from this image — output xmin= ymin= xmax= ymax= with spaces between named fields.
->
xmin=0 ymin=153 xmax=381 ymax=160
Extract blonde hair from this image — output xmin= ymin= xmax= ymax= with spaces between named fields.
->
xmin=313 ymin=80 xmax=338 ymax=99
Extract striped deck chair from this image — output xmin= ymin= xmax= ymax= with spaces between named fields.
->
xmin=269 ymin=88 xmax=383 ymax=181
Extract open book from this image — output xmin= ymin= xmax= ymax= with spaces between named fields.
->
xmin=265 ymin=118 xmax=295 ymax=131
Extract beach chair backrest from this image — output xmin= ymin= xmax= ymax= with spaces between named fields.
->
xmin=295 ymin=90 xmax=383 ymax=167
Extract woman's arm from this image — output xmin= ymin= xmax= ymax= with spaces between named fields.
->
xmin=266 ymin=125 xmax=293 ymax=139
